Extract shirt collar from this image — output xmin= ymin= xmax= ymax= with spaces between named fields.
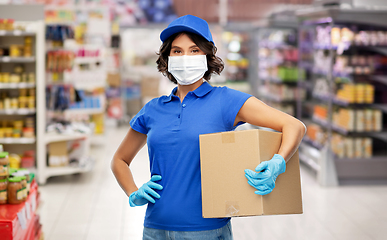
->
xmin=162 ymin=81 xmax=213 ymax=103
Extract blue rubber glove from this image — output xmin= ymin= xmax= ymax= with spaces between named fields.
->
xmin=244 ymin=154 xmax=286 ymax=195
xmin=129 ymin=175 xmax=163 ymax=207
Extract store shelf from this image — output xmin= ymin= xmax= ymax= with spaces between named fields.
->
xmin=332 ymin=99 xmax=387 ymax=113
xmin=261 ymin=77 xmax=298 ymax=84
xmin=370 ymin=75 xmax=387 ymax=85
xmin=0 ymin=56 xmax=35 ymax=63
xmin=335 ymin=155 xmax=387 ymax=179
xmin=0 ymin=137 xmax=36 ymax=144
xmin=259 ymin=90 xmax=296 ymax=103
xmin=0 ymin=182 xmax=40 ymax=240
xmin=90 ymin=134 xmax=105 ymax=145
xmin=45 ymin=165 xmax=93 ymax=178
xmin=299 ymin=61 xmax=314 ymax=70
xmin=44 ymin=132 xmax=89 ymax=144
xmin=258 ymin=41 xmax=295 ymax=49
xmin=312 ymin=116 xmax=387 ymax=138
xmin=0 ymin=108 xmax=36 ymax=115
xmin=0 ymin=30 xmax=35 ymax=36
xmin=73 ymin=56 xmax=104 ymax=64
xmin=302 ymin=135 xmax=324 ymax=150
xmin=65 ymin=108 xmax=105 ymax=115
xmin=0 ymin=82 xmax=36 ymax=89
xmin=299 ymin=143 xmax=321 ymax=172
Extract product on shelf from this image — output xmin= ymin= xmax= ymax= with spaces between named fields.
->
xmin=91 ymin=113 xmax=104 ymax=135
xmin=46 ymin=50 xmax=75 ymax=73
xmin=12 ymin=168 xmax=31 ymax=194
xmin=305 ymin=123 xmax=327 ymax=147
xmin=0 ymin=66 xmax=35 ymax=84
xmin=331 ymin=133 xmax=372 ymax=158
xmin=0 ymin=119 xmax=35 ymax=139
xmin=333 ymin=55 xmax=387 ymax=76
xmin=336 ymin=83 xmax=374 ymax=103
xmin=313 ymin=105 xmax=328 ymax=121
xmin=21 ymin=150 xmax=35 ymax=169
xmin=1 ymin=37 xmax=33 ymax=58
xmin=315 ymin=25 xmax=387 ymax=48
xmin=46 ymin=25 xmax=74 ymax=49
xmin=261 ymin=84 xmax=306 ymax=101
xmin=0 ymin=19 xmax=15 ymax=31
xmin=0 ymin=178 xmax=6 ymax=204
xmin=332 ymin=108 xmax=383 ymax=132
xmin=0 ymin=151 xmax=9 ymax=179
xmin=9 ymin=154 xmax=21 ymax=169
xmin=7 ymin=176 xmax=24 ymax=204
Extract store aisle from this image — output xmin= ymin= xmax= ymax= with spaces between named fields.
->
xmin=38 ymin=126 xmax=387 ymax=240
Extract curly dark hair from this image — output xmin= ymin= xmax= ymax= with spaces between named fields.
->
xmin=156 ymin=31 xmax=224 ymax=84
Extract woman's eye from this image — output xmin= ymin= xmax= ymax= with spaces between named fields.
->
xmin=173 ymin=50 xmax=181 ymax=54
xmin=192 ymin=49 xmax=199 ymax=53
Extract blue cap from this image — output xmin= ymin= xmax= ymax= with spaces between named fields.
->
xmin=160 ymin=15 xmax=214 ymax=45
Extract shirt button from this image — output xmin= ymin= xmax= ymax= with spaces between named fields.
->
xmin=182 ymin=104 xmax=186 ymax=108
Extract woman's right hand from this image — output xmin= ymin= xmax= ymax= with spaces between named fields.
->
xmin=129 ymin=175 xmax=163 ymax=207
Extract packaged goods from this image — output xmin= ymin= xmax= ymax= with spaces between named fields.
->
xmin=10 ymin=45 xmax=21 ymax=57
xmin=4 ymin=128 xmax=12 ymax=138
xmin=28 ymin=73 xmax=35 ymax=83
xmin=0 ymin=178 xmax=7 ymax=204
xmin=356 ymin=110 xmax=365 ymax=132
xmin=22 ymin=127 xmax=35 ymax=138
xmin=365 ymin=109 xmax=373 ymax=131
xmin=7 ymin=176 xmax=24 ymax=204
xmin=13 ymin=129 xmax=21 ymax=138
xmin=9 ymin=154 xmax=21 ymax=169
xmin=0 ymin=152 xmax=9 ymax=179
xmin=10 ymin=98 xmax=18 ymax=109
xmin=10 ymin=74 xmax=20 ymax=83
xmin=12 ymin=172 xmax=28 ymax=200
xmin=363 ymin=138 xmax=372 ymax=158
xmin=13 ymin=121 xmax=23 ymax=129
xmin=21 ymin=154 xmax=34 ymax=168
xmin=355 ymin=138 xmax=363 ymax=158
xmin=2 ymin=73 xmax=10 ymax=83
xmin=374 ymin=110 xmax=382 ymax=131
xmin=3 ymin=19 xmax=14 ymax=31
xmin=14 ymin=169 xmax=30 ymax=194
xmin=345 ymin=138 xmax=354 ymax=158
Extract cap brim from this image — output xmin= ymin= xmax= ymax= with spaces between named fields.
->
xmin=160 ymin=25 xmax=213 ymax=44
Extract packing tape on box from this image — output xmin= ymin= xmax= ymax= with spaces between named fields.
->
xmin=222 ymin=132 xmax=235 ymax=143
xmin=225 ymin=201 xmax=240 ymax=217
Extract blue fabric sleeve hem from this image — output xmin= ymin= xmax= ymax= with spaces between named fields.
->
xmin=129 ymin=120 xmax=148 ymax=135
xmin=231 ymin=95 xmax=252 ymax=129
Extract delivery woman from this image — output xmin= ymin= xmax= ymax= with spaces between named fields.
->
xmin=111 ymin=14 xmax=306 ymax=240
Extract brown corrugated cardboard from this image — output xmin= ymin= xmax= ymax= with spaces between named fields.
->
xmin=199 ymin=129 xmax=302 ymax=218
xmin=48 ymin=141 xmax=69 ymax=167
xmin=107 ymin=73 xmax=121 ymax=87
xmin=141 ymin=76 xmax=160 ymax=97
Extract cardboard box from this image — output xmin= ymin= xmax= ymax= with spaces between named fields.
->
xmin=199 ymin=129 xmax=302 ymax=218
xmin=107 ymin=73 xmax=121 ymax=87
xmin=141 ymin=76 xmax=160 ymax=97
xmin=48 ymin=141 xmax=68 ymax=167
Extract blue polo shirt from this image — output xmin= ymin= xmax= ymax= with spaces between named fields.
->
xmin=130 ymin=81 xmax=252 ymax=231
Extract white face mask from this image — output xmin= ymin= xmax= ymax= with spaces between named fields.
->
xmin=168 ymin=55 xmax=208 ymax=85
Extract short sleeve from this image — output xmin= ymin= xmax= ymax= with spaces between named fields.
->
xmin=220 ymin=87 xmax=252 ymax=130
xmin=129 ymin=104 xmax=148 ymax=134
